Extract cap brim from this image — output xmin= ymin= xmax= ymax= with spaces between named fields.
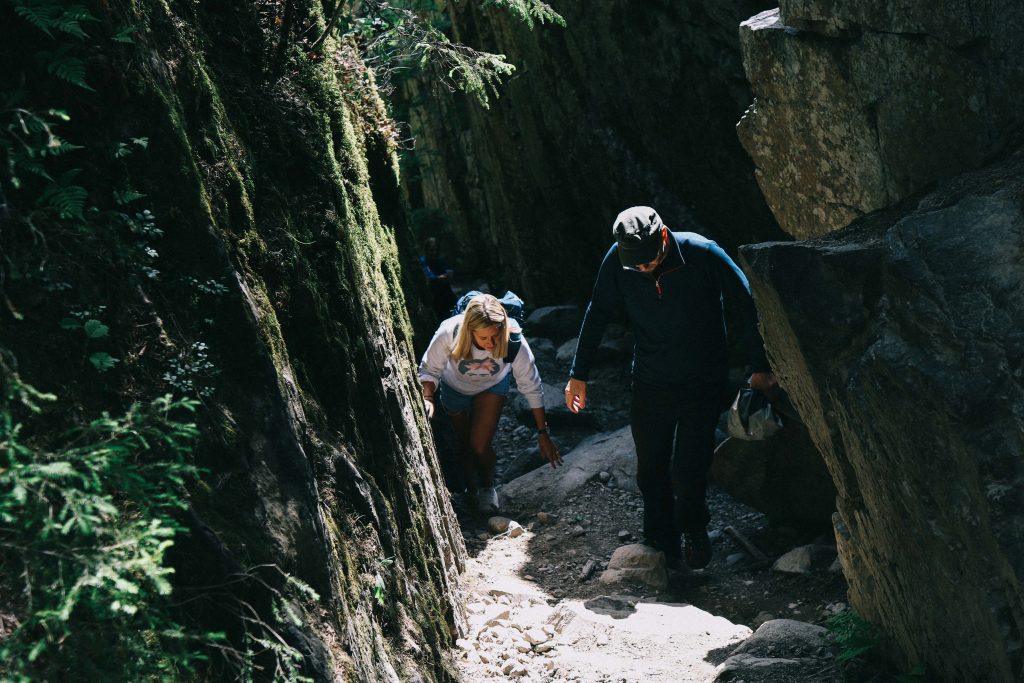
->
xmin=617 ymin=239 xmax=662 ymax=267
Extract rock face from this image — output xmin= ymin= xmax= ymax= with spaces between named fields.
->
xmin=740 ymin=149 xmax=1024 ymax=681
xmin=738 ymin=3 xmax=1024 ymax=239
xmin=501 ymin=427 xmax=638 ymax=513
xmin=712 ymin=421 xmax=837 ymax=533
xmin=1 ymin=3 xmax=463 ymax=680
xmin=402 ymin=0 xmax=786 ymax=303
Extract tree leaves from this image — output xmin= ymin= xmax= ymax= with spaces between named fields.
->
xmin=82 ymin=319 xmax=108 ymax=338
xmin=88 ymin=352 xmax=118 ymax=371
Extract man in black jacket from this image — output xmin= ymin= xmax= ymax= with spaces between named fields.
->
xmin=565 ymin=206 xmax=777 ymax=569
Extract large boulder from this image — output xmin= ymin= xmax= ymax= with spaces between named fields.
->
xmin=711 ymin=420 xmax=836 ymax=533
xmin=511 ymin=381 xmax=596 ymax=428
xmin=500 ymin=427 xmax=637 ymax=513
xmin=714 ymin=619 xmax=831 ymax=682
xmin=737 ymin=4 xmax=1024 ymax=238
xmin=525 ymin=306 xmax=584 ymax=343
xmin=740 ymin=149 xmax=1024 ymax=681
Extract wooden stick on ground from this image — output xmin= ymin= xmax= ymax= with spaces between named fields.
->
xmin=724 ymin=525 xmax=772 ymax=566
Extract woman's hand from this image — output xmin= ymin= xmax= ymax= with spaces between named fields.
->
xmin=424 ymin=396 xmax=436 ymax=419
xmin=538 ymin=432 xmax=562 ymax=468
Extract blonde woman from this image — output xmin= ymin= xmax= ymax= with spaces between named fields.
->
xmin=419 ymin=294 xmax=562 ymax=513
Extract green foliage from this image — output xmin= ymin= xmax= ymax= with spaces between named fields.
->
xmin=317 ymin=0 xmax=563 ymax=109
xmin=34 ymin=167 xmax=87 ymax=218
xmin=82 ymin=318 xmax=108 ymax=338
xmin=12 ymin=0 xmax=97 ymax=39
xmin=826 ymin=609 xmax=933 ymax=680
xmin=827 ymin=608 xmax=882 ymax=664
xmin=163 ymin=341 xmax=218 ymax=398
xmin=371 ymin=557 xmax=393 ymax=606
xmin=1 ymin=100 xmax=79 ymax=189
xmin=479 ymin=0 xmax=565 ymax=29
xmin=39 ymin=43 xmax=95 ymax=90
xmin=413 ymin=34 xmax=514 ymax=109
xmin=0 ymin=355 xmax=210 ymax=681
xmin=87 ymin=350 xmax=118 ymax=371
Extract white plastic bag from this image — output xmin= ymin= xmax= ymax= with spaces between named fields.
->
xmin=726 ymin=388 xmax=783 ymax=441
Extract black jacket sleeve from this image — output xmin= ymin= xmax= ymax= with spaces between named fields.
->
xmin=570 ymin=246 xmax=624 ymax=382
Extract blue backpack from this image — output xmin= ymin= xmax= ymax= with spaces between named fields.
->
xmin=452 ymin=290 xmax=525 ymax=363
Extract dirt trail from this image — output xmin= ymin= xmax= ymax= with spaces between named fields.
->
xmin=438 ymin=336 xmax=848 ymax=682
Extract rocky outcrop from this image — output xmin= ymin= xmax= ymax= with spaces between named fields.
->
xmin=402 ymin=0 xmax=785 ymax=303
xmin=738 ymin=3 xmax=1024 ymax=239
xmin=740 ymin=149 xmax=1024 ymax=681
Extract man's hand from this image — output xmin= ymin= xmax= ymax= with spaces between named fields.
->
xmin=424 ymin=397 xmax=436 ymax=419
xmin=564 ymin=378 xmax=588 ymax=413
xmin=749 ymin=371 xmax=780 ymax=399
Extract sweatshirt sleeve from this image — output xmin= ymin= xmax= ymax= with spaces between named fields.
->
xmin=510 ymin=331 xmax=544 ymax=409
xmin=702 ymin=241 xmax=771 ymax=373
xmin=417 ymin=320 xmax=453 ymax=384
xmin=570 ymin=245 xmax=623 ymax=382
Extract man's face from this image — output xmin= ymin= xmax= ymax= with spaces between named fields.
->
xmin=625 ymin=228 xmax=667 ymax=273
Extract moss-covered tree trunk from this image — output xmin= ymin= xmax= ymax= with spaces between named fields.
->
xmin=1 ymin=1 xmax=463 ymax=680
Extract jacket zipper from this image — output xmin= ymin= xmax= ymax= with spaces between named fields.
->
xmin=654 ymin=266 xmax=682 ymax=299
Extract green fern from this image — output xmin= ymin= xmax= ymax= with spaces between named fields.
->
xmin=40 ymin=45 xmax=94 ymax=90
xmin=112 ymin=25 xmax=136 ymax=44
xmin=12 ymin=0 xmax=62 ymax=36
xmin=12 ymin=0 xmax=97 ymax=39
xmin=36 ymin=169 xmax=87 ymax=219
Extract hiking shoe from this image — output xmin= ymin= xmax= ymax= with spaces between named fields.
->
xmin=643 ymin=537 xmax=682 ymax=568
xmin=477 ymin=487 xmax=499 ymax=514
xmin=684 ymin=529 xmax=712 ymax=569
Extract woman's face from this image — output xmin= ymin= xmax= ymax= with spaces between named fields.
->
xmin=471 ymin=325 xmax=501 ymax=352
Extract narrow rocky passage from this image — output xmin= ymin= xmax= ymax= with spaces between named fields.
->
xmin=434 ymin=317 xmax=850 ymax=682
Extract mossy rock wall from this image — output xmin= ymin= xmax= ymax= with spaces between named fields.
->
xmin=1 ymin=1 xmax=463 ymax=680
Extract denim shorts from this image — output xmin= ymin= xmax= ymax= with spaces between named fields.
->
xmin=440 ymin=373 xmax=511 ymax=413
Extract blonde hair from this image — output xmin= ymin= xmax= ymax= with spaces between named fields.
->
xmin=453 ymin=294 xmax=510 ymax=361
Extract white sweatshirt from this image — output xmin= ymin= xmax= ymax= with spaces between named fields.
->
xmin=418 ymin=315 xmax=545 ymax=409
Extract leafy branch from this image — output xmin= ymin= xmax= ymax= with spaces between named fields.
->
xmin=0 ymin=355 xmax=209 ymax=680
xmin=306 ymin=0 xmax=564 ymax=107
xmin=478 ymin=0 xmax=566 ymax=29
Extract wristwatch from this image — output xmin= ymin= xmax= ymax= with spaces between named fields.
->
xmin=536 ymin=424 xmax=550 ymax=436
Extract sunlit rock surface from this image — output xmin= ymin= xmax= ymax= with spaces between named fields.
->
xmin=738 ymin=3 xmax=1024 ymax=238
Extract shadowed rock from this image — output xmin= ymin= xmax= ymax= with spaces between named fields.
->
xmin=741 ymin=148 xmax=1024 ymax=681
xmin=711 ymin=420 xmax=836 ymax=533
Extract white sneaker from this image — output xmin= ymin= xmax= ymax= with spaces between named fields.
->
xmin=477 ymin=487 xmax=499 ymax=514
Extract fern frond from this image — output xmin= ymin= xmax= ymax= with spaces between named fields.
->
xmin=112 ymin=25 xmax=136 ymax=44
xmin=43 ymin=136 xmax=84 ymax=156
xmin=12 ymin=0 xmax=62 ymax=37
xmin=43 ymin=49 xmax=94 ymax=90
xmin=53 ymin=5 xmax=98 ymax=40
xmin=37 ymin=171 xmax=87 ymax=220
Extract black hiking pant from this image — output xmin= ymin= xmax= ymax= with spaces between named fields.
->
xmin=630 ymin=378 xmax=726 ymax=553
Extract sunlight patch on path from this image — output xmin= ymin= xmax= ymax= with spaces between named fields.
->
xmin=455 ymin=528 xmax=751 ymax=682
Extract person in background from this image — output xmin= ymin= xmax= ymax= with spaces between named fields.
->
xmin=419 ymin=294 xmax=562 ymax=513
xmin=420 ymin=237 xmax=457 ymax=321
xmin=565 ymin=206 xmax=778 ymax=569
